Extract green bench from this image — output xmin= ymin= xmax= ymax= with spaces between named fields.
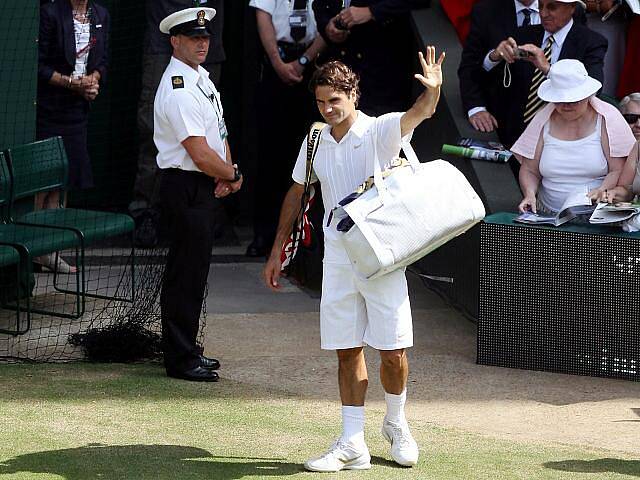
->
xmin=0 ymin=150 xmax=83 ymax=334
xmin=1 ymin=137 xmax=136 ymax=334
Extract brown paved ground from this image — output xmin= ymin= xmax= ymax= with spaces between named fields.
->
xmin=203 ymin=283 xmax=640 ymax=456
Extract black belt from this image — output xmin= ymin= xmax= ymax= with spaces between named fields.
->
xmin=162 ymin=168 xmax=211 ymax=180
xmin=276 ymin=41 xmax=308 ymax=61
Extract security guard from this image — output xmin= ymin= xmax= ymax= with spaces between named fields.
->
xmin=245 ymin=0 xmax=325 ymax=257
xmin=155 ymin=7 xmax=242 ymax=382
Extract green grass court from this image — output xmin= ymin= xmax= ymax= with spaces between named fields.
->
xmin=0 ymin=363 xmax=638 ymax=480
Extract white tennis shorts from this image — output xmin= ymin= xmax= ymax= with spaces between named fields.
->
xmin=319 ymin=263 xmax=413 ymax=351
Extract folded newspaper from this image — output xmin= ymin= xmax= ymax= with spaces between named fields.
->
xmin=589 ymin=202 xmax=640 ymax=225
xmin=441 ymin=138 xmax=513 ymax=163
xmin=514 ymin=188 xmax=594 ymax=227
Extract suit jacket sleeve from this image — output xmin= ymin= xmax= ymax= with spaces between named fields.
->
xmin=38 ymin=5 xmax=56 ymax=83
xmin=368 ymin=0 xmax=430 ymax=24
xmin=312 ymin=0 xmax=341 ymax=44
xmin=457 ymin=2 xmax=490 ymax=112
xmin=92 ymin=5 xmax=110 ymax=84
xmin=582 ymin=30 xmax=607 ymax=85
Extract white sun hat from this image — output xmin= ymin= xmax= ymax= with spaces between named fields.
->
xmin=554 ymin=0 xmax=587 ymax=9
xmin=537 ymin=59 xmax=602 ymax=103
xmin=159 ymin=7 xmax=216 ymax=36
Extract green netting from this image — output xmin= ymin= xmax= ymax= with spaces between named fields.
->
xmin=0 ymin=1 xmax=207 ymax=363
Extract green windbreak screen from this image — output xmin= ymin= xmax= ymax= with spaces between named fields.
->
xmin=0 ymin=1 xmax=38 ymax=149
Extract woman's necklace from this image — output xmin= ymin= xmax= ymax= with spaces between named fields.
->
xmin=71 ymin=1 xmax=90 ymax=23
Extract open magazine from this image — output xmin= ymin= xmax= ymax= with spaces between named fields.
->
xmin=589 ymin=202 xmax=640 ymax=225
xmin=514 ymin=188 xmax=595 ymax=227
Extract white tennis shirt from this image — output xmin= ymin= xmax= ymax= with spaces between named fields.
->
xmin=154 ymin=56 xmax=227 ymax=172
xmin=292 ymin=111 xmax=412 ymax=264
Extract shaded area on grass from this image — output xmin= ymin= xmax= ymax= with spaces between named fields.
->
xmin=544 ymin=458 xmax=640 ymax=477
xmin=0 ymin=364 xmax=297 ymax=402
xmin=0 ymin=444 xmax=301 ymax=479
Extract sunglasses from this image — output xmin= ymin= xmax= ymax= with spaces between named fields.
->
xmin=623 ymin=113 xmax=640 ymax=124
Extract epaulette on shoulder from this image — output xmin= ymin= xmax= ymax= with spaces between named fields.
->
xmin=172 ymin=76 xmax=184 ymax=89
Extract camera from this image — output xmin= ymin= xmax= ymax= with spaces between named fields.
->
xmin=334 ymin=17 xmax=349 ymax=31
xmin=514 ymin=48 xmax=532 ymax=59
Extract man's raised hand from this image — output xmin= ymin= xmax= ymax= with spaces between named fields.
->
xmin=414 ymin=45 xmax=445 ymax=91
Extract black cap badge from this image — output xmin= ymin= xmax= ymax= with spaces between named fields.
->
xmin=197 ymin=10 xmax=206 ymax=26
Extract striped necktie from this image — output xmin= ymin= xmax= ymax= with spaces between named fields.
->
xmin=523 ymin=35 xmax=555 ymax=124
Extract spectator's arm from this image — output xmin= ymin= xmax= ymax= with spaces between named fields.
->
xmin=38 ymin=6 xmax=56 ymax=83
xmin=517 ymin=133 xmax=544 ymax=213
xmin=254 ymin=9 xmax=303 ymax=85
xmin=588 ymin=117 xmax=625 ymax=199
xmin=602 ymin=141 xmax=639 ymax=203
xmin=617 ymin=141 xmax=640 ymax=188
xmin=582 ymin=31 xmax=607 ymax=84
xmin=312 ymin=0 xmax=341 ymax=44
xmin=458 ymin=3 xmax=492 ymax=113
xmin=304 ymin=35 xmax=327 ymax=64
xmin=255 ymin=9 xmax=281 ymax=68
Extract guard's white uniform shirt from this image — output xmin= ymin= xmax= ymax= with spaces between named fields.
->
xmin=292 ymin=111 xmax=412 ymax=264
xmin=154 ymin=56 xmax=227 ymax=172
xmin=249 ymin=0 xmax=318 ymax=45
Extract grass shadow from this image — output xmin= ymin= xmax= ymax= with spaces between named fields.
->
xmin=370 ymin=455 xmax=398 ymax=468
xmin=544 ymin=458 xmax=640 ymax=477
xmin=0 ymin=444 xmax=302 ymax=479
xmin=0 ymin=363 xmax=297 ymax=402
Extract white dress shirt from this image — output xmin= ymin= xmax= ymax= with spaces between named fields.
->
xmin=154 ymin=57 xmax=227 ymax=172
xmin=249 ymin=0 xmax=318 ymax=45
xmin=292 ymin=112 xmax=413 ymax=264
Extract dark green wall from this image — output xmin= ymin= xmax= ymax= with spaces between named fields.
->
xmin=0 ymin=1 xmax=38 ymax=149
xmin=72 ymin=0 xmax=145 ymax=209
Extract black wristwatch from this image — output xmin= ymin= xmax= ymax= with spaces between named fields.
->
xmin=232 ymin=165 xmax=242 ymax=182
xmin=298 ymin=55 xmax=310 ymax=67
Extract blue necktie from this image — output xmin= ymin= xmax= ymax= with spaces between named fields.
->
xmin=522 ymin=8 xmax=532 ymax=27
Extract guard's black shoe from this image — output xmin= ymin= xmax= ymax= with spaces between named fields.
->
xmin=199 ymin=355 xmax=220 ymax=370
xmin=167 ymin=366 xmax=219 ymax=382
xmin=246 ymin=236 xmax=269 ymax=257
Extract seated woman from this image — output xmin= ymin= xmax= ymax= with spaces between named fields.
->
xmin=511 ymin=60 xmax=636 ymax=214
xmin=601 ymin=93 xmax=640 ymax=203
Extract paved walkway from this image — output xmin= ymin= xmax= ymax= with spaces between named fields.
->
xmin=205 ymin=253 xmax=640 ymax=456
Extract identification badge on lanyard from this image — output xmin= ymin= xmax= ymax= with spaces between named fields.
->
xmin=289 ymin=9 xmax=308 ymax=28
xmin=218 ymin=118 xmax=228 ymax=141
xmin=198 ymin=83 xmax=228 ymax=141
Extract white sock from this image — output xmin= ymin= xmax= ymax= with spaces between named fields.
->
xmin=385 ymin=389 xmax=407 ymax=425
xmin=340 ymin=405 xmax=365 ymax=446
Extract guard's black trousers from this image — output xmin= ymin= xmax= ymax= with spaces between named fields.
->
xmin=159 ymin=169 xmax=216 ymax=373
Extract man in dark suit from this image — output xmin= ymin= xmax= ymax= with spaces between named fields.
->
xmin=459 ymin=0 xmax=604 ymax=147
xmin=313 ymin=0 xmax=430 ymax=116
xmin=458 ymin=0 xmax=541 ymax=134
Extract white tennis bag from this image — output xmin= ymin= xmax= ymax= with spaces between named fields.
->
xmin=332 ymin=140 xmax=485 ymax=280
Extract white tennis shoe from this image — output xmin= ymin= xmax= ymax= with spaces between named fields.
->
xmin=381 ymin=418 xmax=419 ymax=467
xmin=304 ymin=439 xmax=372 ymax=472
